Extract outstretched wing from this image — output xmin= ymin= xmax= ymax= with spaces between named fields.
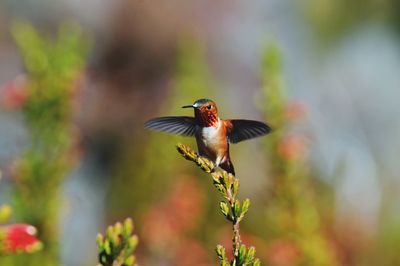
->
xmin=144 ymin=116 xmax=198 ymax=136
xmin=225 ymin=119 xmax=271 ymax=144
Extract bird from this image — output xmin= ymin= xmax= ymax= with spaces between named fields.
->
xmin=144 ymin=98 xmax=271 ymax=176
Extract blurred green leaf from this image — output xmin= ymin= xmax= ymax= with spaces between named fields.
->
xmin=98 ymin=218 xmax=139 ymax=266
xmin=220 ymin=201 xmax=230 ymax=218
xmin=245 ymin=246 xmax=256 ymax=264
xmin=233 ymin=200 xmax=241 ymax=219
xmin=238 ymin=244 xmax=247 ymax=264
xmin=0 ymin=205 xmax=12 ymax=224
xmin=253 ymin=258 xmax=261 ymax=266
xmin=240 ymin=199 xmax=250 ymax=220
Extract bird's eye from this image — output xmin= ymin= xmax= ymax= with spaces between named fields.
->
xmin=207 ymin=105 xmax=212 ymax=110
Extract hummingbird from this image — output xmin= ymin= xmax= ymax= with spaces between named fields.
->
xmin=144 ymin=98 xmax=271 ymax=175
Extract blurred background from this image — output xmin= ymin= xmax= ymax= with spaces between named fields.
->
xmin=0 ymin=0 xmax=400 ymax=265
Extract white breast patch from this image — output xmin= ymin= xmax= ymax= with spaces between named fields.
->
xmin=201 ymin=120 xmax=221 ymax=147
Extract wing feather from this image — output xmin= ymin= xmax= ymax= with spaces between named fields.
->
xmin=144 ymin=116 xmax=198 ymax=136
xmin=226 ymin=119 xmax=271 ymax=143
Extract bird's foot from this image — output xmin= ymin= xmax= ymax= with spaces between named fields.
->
xmin=210 ymin=165 xmax=218 ymax=173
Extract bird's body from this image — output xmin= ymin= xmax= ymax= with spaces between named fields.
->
xmin=196 ymin=117 xmax=234 ymax=174
xmin=145 ymin=99 xmax=271 ymax=175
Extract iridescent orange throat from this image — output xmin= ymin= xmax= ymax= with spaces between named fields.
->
xmin=196 ymin=110 xmax=219 ymax=127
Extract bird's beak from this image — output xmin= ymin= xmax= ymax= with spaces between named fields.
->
xmin=182 ymin=105 xmax=194 ymax=108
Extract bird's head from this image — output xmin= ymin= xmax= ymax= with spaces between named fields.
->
xmin=182 ymin=99 xmax=219 ymax=126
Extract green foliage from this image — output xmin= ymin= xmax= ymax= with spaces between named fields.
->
xmin=97 ymin=218 xmax=139 ymax=266
xmin=261 ymin=44 xmax=337 ymax=265
xmin=261 ymin=44 xmax=285 ymax=131
xmin=177 ymin=142 xmax=215 ymax=173
xmin=173 ymin=38 xmax=216 ymax=104
xmin=301 ymin=0 xmax=400 ymax=44
xmin=1 ymin=21 xmax=87 ymax=265
xmin=0 ymin=205 xmax=12 ymax=224
xmin=12 ymin=21 xmax=86 ymax=142
xmin=177 ymin=144 xmax=261 ymax=265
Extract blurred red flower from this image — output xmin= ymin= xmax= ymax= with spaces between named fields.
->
xmin=142 ymin=175 xmax=204 ymax=248
xmin=1 ymin=224 xmax=42 ymax=254
xmin=1 ymin=75 xmax=28 ymax=110
xmin=284 ymin=101 xmax=307 ymax=122
xmin=142 ymin=176 xmax=209 ymax=264
xmin=268 ymin=239 xmax=300 ymax=266
xmin=277 ymin=135 xmax=308 ymax=161
xmin=174 ymin=239 xmax=210 ymax=266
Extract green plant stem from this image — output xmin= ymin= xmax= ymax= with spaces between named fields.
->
xmin=224 ymin=183 xmax=241 ymax=261
xmin=177 ymin=144 xmax=260 ymax=265
xmin=233 ymin=222 xmax=241 ymax=260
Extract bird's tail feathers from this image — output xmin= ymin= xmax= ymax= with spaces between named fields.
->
xmin=220 ymin=159 xmax=235 ymax=176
